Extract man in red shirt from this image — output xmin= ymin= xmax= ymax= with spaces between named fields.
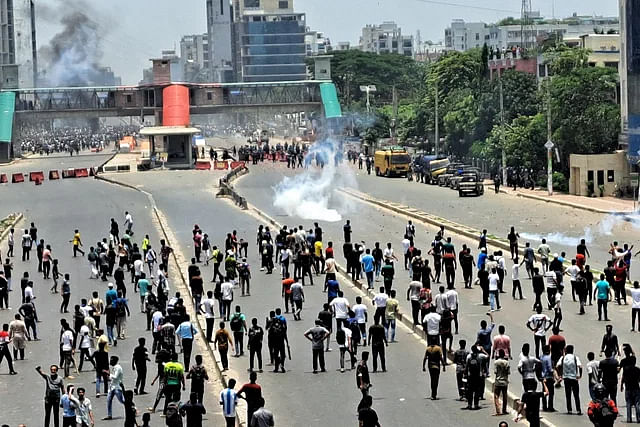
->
xmin=492 ymin=325 xmax=512 ymax=360
xmin=547 ymin=327 xmax=566 ymax=367
xmin=238 ymin=371 xmax=263 ymax=423
xmin=282 ymin=275 xmax=294 ymax=313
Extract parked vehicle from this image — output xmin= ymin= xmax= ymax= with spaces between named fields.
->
xmin=375 ymin=148 xmax=411 ymax=177
xmin=449 ymin=169 xmax=480 ymax=190
xmin=458 ymin=174 xmax=485 ymax=197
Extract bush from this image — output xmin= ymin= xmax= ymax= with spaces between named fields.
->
xmin=536 ymin=172 xmax=568 ymax=192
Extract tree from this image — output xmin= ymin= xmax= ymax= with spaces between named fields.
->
xmin=499 ymin=70 xmax=538 ymax=121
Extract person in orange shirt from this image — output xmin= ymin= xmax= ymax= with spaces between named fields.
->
xmin=281 ymin=274 xmax=294 ymax=313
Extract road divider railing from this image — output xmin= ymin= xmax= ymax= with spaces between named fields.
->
xmin=217 ymin=164 xmax=249 ymax=209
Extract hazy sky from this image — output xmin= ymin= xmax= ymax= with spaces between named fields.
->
xmin=35 ymin=0 xmax=619 ymax=84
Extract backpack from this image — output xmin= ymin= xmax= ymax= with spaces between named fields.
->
xmin=467 ymin=353 xmax=481 ymax=378
xmin=115 ymin=299 xmax=126 ymax=317
xmin=349 ymin=321 xmax=361 ymax=343
xmin=230 ymin=314 xmax=243 ymax=332
xmin=88 ymin=252 xmax=97 ymax=262
xmin=248 ymin=326 xmax=263 ymax=344
xmin=588 ymin=399 xmax=618 ymax=424
xmin=336 ymin=329 xmax=346 ymax=345
xmin=216 ymin=251 xmax=224 ymax=263
xmin=189 ymin=366 xmax=206 ymax=383
xmin=270 ymin=317 xmax=285 ymax=338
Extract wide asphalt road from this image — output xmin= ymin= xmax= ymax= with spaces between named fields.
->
xmin=235 ymin=161 xmax=639 ymax=426
xmin=110 ymin=169 xmax=516 ymax=427
xmin=0 ymin=155 xmax=222 ymax=426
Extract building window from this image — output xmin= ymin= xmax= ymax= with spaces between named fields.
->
xmin=278 ymin=0 xmax=288 ymax=8
xmin=597 ymin=170 xmax=605 ymax=186
xmin=220 ymin=0 xmax=224 ymax=14
xmin=207 ymin=92 xmax=213 ymax=101
xmin=538 ymin=64 xmax=546 ymax=77
xmin=244 ymin=0 xmax=259 ymax=7
xmin=607 ymin=170 xmax=615 ymax=182
xmin=475 ymin=33 xmax=479 ymax=40
xmin=126 ymin=95 xmax=132 ymax=103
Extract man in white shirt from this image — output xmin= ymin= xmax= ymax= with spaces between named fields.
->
xmin=526 ymin=305 xmax=552 ymax=358
xmin=77 ymin=324 xmax=94 ymax=371
xmin=512 ymin=262 xmax=523 ymax=300
xmin=372 ymin=286 xmax=388 ymax=325
xmin=123 ymin=212 xmax=133 ymax=233
xmin=632 ymin=281 xmax=640 ymax=332
xmin=445 ymin=288 xmax=460 ymax=334
xmin=565 ymin=259 xmax=581 ymax=302
xmin=151 ymin=309 xmax=164 ymax=353
xmin=329 ymin=291 xmax=350 ymax=332
xmin=60 ymin=327 xmax=76 ymax=377
xmin=401 ymin=236 xmax=411 ymax=271
xmin=221 ymin=281 xmax=234 ymax=321
xmin=545 ymin=269 xmax=558 ymax=310
xmin=200 ymin=290 xmax=216 ymax=343
xmin=422 ymin=306 xmax=441 ymax=346
xmin=434 ymin=286 xmax=448 ymax=314
xmin=133 ymin=259 xmax=144 ymax=285
xmin=383 ymin=243 xmax=397 ymax=265
xmin=104 ymin=356 xmax=125 ymax=420
xmin=352 ymin=296 xmax=368 ymax=341
xmin=488 ymin=268 xmax=501 ymax=311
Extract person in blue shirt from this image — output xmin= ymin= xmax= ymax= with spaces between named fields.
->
xmin=593 ymin=274 xmax=612 ymax=321
xmin=220 ymin=378 xmax=238 ymax=427
xmin=60 ymin=384 xmax=77 ymax=426
xmin=477 ymin=248 xmax=488 ymax=272
xmin=176 ymin=315 xmax=198 ymax=370
xmin=540 ymin=344 xmax=556 ymax=412
xmin=325 ymin=279 xmax=340 ymax=304
xmin=105 ymin=283 xmax=117 ymax=307
xmin=361 ymin=249 xmax=375 ymax=289
xmin=136 ymin=273 xmax=150 ymax=313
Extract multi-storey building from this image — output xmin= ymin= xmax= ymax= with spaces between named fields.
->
xmin=0 ymin=0 xmax=36 ymax=88
xmin=359 ymin=21 xmax=414 ymax=57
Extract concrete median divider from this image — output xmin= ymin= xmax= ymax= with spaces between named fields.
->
xmin=74 ymin=168 xmax=89 ymax=178
xmin=217 ymin=165 xmax=249 ymax=209
xmin=49 ymin=170 xmax=60 ymax=180
xmin=214 ymin=161 xmax=228 ymax=170
xmin=11 ymin=173 xmax=24 ymax=183
xmin=29 ymin=171 xmax=44 ymax=182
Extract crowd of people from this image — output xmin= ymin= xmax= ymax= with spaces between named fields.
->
xmin=18 ymin=125 xmax=138 ymax=156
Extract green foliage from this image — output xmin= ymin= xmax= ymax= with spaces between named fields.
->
xmin=326 ymin=50 xmax=424 ymax=107
xmin=544 ymin=46 xmax=590 ymax=76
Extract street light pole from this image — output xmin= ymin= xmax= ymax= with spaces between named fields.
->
xmin=435 ymin=78 xmax=439 ymax=156
xmin=545 ymin=85 xmax=554 ymax=196
xmin=499 ymin=77 xmax=507 ymax=185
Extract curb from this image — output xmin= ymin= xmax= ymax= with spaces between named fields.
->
xmin=95 ymin=173 xmax=244 ymax=426
xmin=243 ymin=201 xmax=553 ymax=427
xmin=0 ymin=213 xmax=24 ymax=242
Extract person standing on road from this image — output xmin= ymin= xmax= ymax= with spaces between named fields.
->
xmin=527 ymin=305 xmax=552 ymax=358
xmin=631 ymin=280 xmax=640 ymax=331
xmin=248 ymin=318 xmax=264 ymax=373
xmin=516 ymin=380 xmax=549 ymax=427
xmin=162 ymin=353 xmax=186 ymax=416
xmin=7 ymin=228 xmax=14 ymax=258
xmin=21 ymin=229 xmax=32 ymax=261
xmin=186 ymin=354 xmax=209 ymax=404
xmin=598 ymin=348 xmax=620 ymax=405
xmin=464 ymin=344 xmax=485 ymax=410
xmin=132 ymin=337 xmax=150 ymax=395
xmin=214 ymin=321 xmax=233 ymax=371
xmin=0 ymin=323 xmax=16 ymax=374
xmin=521 ymin=242 xmax=536 ymax=279
xmin=103 ymin=355 xmax=126 ymax=420
xmin=518 ymin=343 xmax=540 ymax=393
xmin=230 ymin=306 xmax=248 ymax=357
xmin=541 ymin=345 xmax=557 ymax=412
xmin=556 ymin=345 xmax=583 ymax=415
xmin=488 ymin=268 xmax=501 ymax=311
xmin=594 ymin=274 xmax=612 ymax=321
xmin=220 ymin=378 xmax=238 ymax=427
xmin=362 ymin=249 xmax=375 ymax=289
xmin=493 ymin=349 xmax=511 ymax=415
xmin=384 ymin=290 xmax=399 ymax=343
xmin=304 ymin=319 xmax=330 ymax=374
xmin=290 ymin=279 xmax=304 ymax=320
xmin=221 ymin=280 xmax=234 ymax=321
xmin=507 ymin=227 xmax=520 ymax=260
xmin=36 ymin=364 xmax=64 ymax=427
xmin=422 ymin=342 xmax=446 ymax=400
xmin=200 ymin=291 xmax=216 ymax=342
xmin=368 ymin=317 xmax=388 ymax=372
xmin=372 ymin=287 xmax=388 ymax=326
xmin=176 ymin=315 xmax=197 ymax=370
xmin=537 ymin=239 xmax=551 ymax=273
xmin=407 ymin=280 xmax=422 ymax=329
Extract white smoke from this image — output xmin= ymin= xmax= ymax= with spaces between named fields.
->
xmin=520 ymin=213 xmax=640 ymax=246
xmin=273 ymin=138 xmax=355 ymax=222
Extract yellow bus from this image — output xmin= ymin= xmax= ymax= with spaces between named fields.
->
xmin=374 ymin=148 xmax=411 ymax=177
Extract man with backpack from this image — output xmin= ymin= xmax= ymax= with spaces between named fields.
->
xmin=186 ymin=354 xmax=209 ymax=404
xmin=238 ymin=258 xmax=251 ymax=296
xmin=588 ymin=383 xmax=619 ymax=427
xmin=267 ymin=313 xmax=287 ymax=373
xmin=210 ymin=246 xmax=224 ymax=283
xmin=465 ymin=344 xmax=486 ymax=410
xmin=248 ymin=318 xmax=264 ymax=373
xmin=230 ymin=306 xmax=248 ymax=357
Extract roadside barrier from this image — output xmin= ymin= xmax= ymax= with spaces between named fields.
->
xmin=195 ymin=160 xmax=212 ymax=170
xmin=74 ymin=168 xmax=89 ymax=177
xmin=0 ymin=173 xmax=7 ymax=183
xmin=49 ymin=170 xmax=60 ymax=180
xmin=11 ymin=173 xmax=24 ymax=183
xmin=62 ymin=169 xmax=76 ymax=178
xmin=29 ymin=171 xmax=44 ymax=182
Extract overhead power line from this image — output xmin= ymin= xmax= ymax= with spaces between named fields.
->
xmin=412 ymin=0 xmax=519 ymax=14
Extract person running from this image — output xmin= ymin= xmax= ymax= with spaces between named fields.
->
xmin=103 ymin=355 xmax=126 ymax=420
xmin=71 ymin=230 xmax=85 ymax=257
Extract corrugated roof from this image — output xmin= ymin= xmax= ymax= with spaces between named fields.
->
xmin=139 ymin=126 xmax=201 ymax=136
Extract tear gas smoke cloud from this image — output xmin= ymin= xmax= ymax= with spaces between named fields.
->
xmin=520 ymin=213 xmax=640 ymax=246
xmin=38 ymin=2 xmax=108 ymax=87
xmin=273 ymin=138 xmax=356 ymax=222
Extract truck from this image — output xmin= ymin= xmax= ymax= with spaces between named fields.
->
xmin=374 ymin=148 xmax=411 ymax=177
xmin=458 ymin=172 xmax=485 ymax=197
xmin=412 ymin=155 xmax=450 ymax=184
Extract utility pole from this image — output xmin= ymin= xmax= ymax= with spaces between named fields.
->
xmin=499 ymin=77 xmax=507 ymax=185
xmin=391 ymin=85 xmax=398 ymax=142
xmin=545 ymin=82 xmax=554 ymax=196
xmin=434 ymin=78 xmax=439 ymax=156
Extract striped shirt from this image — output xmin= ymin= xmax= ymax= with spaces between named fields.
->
xmin=220 ymin=388 xmax=238 ymax=418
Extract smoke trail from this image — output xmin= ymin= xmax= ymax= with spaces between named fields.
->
xmin=273 ymin=138 xmax=355 ymax=222
xmin=38 ymin=3 xmax=110 ymax=87
xmin=519 ymin=213 xmax=640 ymax=247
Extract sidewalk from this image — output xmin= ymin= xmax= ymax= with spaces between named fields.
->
xmin=497 ymin=185 xmax=636 ymax=214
